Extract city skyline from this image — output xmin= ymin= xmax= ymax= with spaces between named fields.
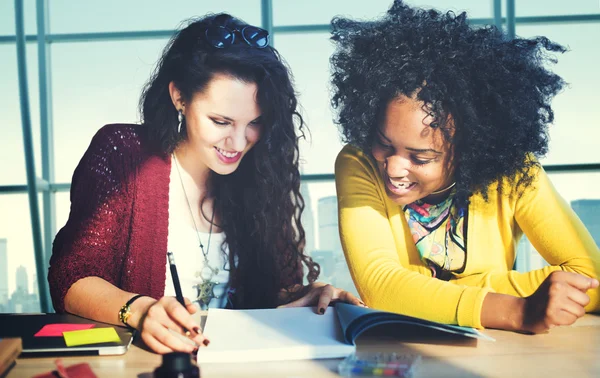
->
xmin=0 ymin=239 xmax=8 ymax=303
xmin=0 ymin=256 xmax=40 ymax=313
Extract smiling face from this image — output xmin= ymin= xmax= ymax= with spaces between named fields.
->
xmin=170 ymin=73 xmax=262 ymax=176
xmin=371 ymin=95 xmax=455 ymax=206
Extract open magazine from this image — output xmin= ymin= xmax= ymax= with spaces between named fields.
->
xmin=196 ymin=302 xmax=493 ymax=363
xmin=336 ymin=302 xmax=493 ymax=343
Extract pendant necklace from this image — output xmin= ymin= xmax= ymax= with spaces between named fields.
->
xmin=172 ymin=153 xmax=219 ymax=309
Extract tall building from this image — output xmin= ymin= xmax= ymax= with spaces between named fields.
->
xmin=318 ymin=196 xmax=342 ymax=254
xmin=32 ymin=275 xmax=38 ymax=297
xmin=16 ymin=265 xmax=28 ymax=294
xmin=300 ymin=181 xmax=316 ymax=255
xmin=571 ymin=200 xmax=600 ymax=247
xmin=0 ymin=239 xmax=8 ymax=304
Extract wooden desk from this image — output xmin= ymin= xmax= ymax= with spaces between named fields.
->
xmin=9 ymin=315 xmax=600 ymax=378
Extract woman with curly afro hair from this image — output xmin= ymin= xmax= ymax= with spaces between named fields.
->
xmin=331 ymin=0 xmax=600 ymax=333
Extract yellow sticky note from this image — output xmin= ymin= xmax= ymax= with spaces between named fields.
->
xmin=63 ymin=327 xmax=121 ymax=347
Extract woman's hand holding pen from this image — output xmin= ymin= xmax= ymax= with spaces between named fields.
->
xmin=127 ymin=296 xmax=209 ymax=354
xmin=277 ymin=282 xmax=366 ymax=314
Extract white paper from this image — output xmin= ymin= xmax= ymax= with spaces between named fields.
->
xmin=196 ymin=307 xmax=355 ymax=363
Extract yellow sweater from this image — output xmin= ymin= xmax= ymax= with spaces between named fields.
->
xmin=335 ymin=145 xmax=600 ymax=328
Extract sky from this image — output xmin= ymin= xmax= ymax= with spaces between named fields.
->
xmin=1 ymin=0 xmax=599 ymax=298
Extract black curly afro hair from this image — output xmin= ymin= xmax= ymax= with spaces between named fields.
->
xmin=330 ymin=0 xmax=566 ymax=207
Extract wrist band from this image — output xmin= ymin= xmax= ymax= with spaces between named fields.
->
xmin=118 ymin=294 xmax=145 ymax=329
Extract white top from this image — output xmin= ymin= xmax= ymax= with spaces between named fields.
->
xmin=165 ymin=226 xmax=230 ymax=310
xmin=165 ymin=156 xmax=231 ymax=310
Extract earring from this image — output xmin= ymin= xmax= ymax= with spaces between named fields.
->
xmin=177 ymin=109 xmax=184 ymax=134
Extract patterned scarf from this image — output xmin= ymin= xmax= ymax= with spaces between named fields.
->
xmin=403 ymin=192 xmax=467 ymax=280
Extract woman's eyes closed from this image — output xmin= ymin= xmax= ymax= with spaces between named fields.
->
xmin=210 ymin=118 xmax=262 ymax=128
xmin=375 ymin=138 xmax=393 ymax=149
xmin=210 ymin=118 xmax=230 ymax=126
xmin=411 ymin=156 xmax=435 ymax=165
xmin=375 ymin=138 xmax=436 ymax=165
xmin=248 ymin=120 xmax=262 ymax=128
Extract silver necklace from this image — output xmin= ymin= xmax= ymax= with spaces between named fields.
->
xmin=172 ymin=153 xmax=219 ymax=309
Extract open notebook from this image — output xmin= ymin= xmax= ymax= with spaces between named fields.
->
xmin=196 ymin=302 xmax=493 ymax=363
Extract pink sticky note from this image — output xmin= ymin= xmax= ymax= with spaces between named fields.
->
xmin=34 ymin=323 xmax=96 ymax=337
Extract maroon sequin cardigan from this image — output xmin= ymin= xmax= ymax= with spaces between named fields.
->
xmin=49 ymin=124 xmax=303 ymax=312
xmin=49 ymin=124 xmax=171 ymax=312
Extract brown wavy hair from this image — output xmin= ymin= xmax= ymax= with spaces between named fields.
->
xmin=140 ymin=13 xmax=319 ymax=308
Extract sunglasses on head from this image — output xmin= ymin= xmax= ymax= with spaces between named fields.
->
xmin=204 ymin=25 xmax=269 ymax=49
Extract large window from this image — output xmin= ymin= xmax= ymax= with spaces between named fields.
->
xmin=273 ymin=0 xmax=493 ymax=26
xmin=0 ymin=44 xmax=42 ymax=186
xmin=0 ymin=195 xmax=38 ymax=312
xmin=1 ymin=0 xmax=598 ymax=312
xmin=51 ymin=39 xmax=167 ymax=182
xmin=517 ymin=23 xmax=600 ymax=165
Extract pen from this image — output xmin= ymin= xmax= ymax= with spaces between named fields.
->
xmin=167 ymin=252 xmax=197 ymax=347
xmin=167 ymin=252 xmax=186 ymax=307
